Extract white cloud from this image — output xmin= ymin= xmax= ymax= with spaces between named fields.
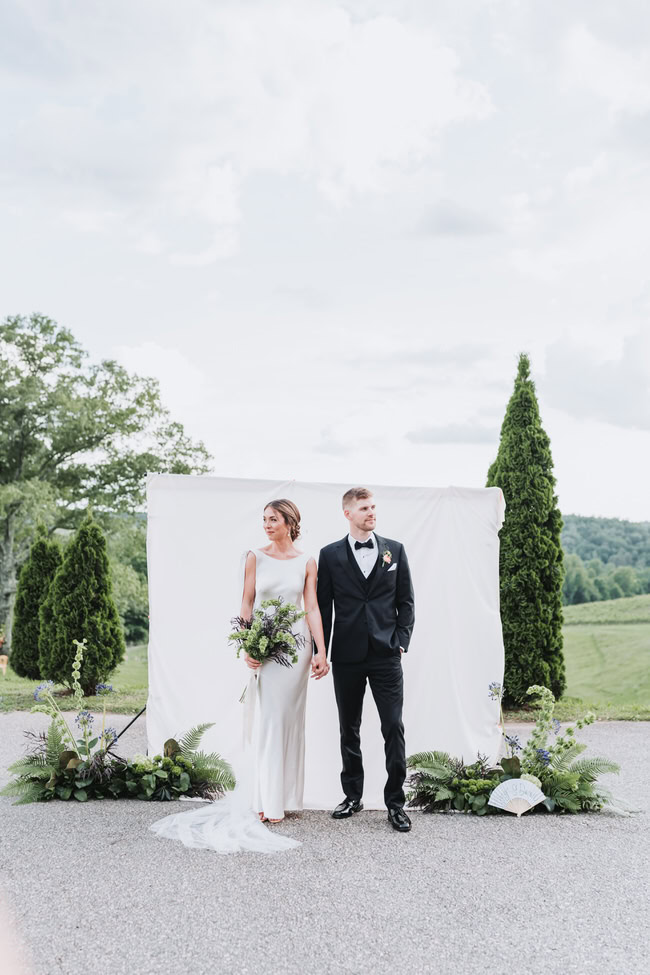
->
xmin=62 ymin=208 xmax=120 ymax=233
xmin=418 ymin=199 xmax=499 ymax=236
xmin=543 ymin=333 xmax=650 ymax=430
xmin=406 ymin=422 xmax=499 ymax=444
xmin=2 ymin=1 xmax=492 ymax=262
xmin=564 ymin=152 xmax=609 ymax=197
xmin=112 ymin=341 xmax=212 ymax=418
xmin=561 ymin=24 xmax=650 ymax=115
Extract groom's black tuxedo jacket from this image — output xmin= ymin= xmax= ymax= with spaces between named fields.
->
xmin=317 ymin=534 xmax=415 ymax=663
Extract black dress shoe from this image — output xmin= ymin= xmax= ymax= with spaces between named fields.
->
xmin=331 ymin=798 xmax=363 ymax=819
xmin=387 ymin=807 xmax=411 ymax=832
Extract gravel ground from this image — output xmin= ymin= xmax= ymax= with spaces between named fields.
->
xmin=1 ymin=711 xmax=648 ymax=975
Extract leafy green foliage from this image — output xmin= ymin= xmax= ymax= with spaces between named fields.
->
xmin=106 ymin=514 xmax=149 ymax=643
xmin=39 ymin=513 xmax=125 ymax=694
xmin=562 ymin=552 xmax=650 ymax=606
xmin=2 ymin=724 xmax=236 ymax=805
xmin=0 ymin=313 xmax=211 ymax=635
xmin=408 ymin=683 xmax=621 ymax=816
xmin=406 ymin=753 xmax=500 ymax=815
xmin=179 ymin=723 xmax=214 ymax=754
xmin=9 ymin=526 xmax=62 ymax=679
xmin=562 ymin=514 xmax=650 ymax=571
xmin=3 ymin=640 xmax=235 ymax=805
xmin=487 ymin=353 xmax=566 ymax=704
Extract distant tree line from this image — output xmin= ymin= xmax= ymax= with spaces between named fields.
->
xmin=561 ymin=514 xmax=650 ymax=605
xmin=562 ymin=514 xmax=650 ymax=569
xmin=562 ymin=552 xmax=650 ymax=605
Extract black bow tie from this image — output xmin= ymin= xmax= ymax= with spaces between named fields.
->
xmin=355 ymin=539 xmax=374 ymax=550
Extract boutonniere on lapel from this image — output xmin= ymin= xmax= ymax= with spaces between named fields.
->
xmin=381 ymin=548 xmax=392 ymax=569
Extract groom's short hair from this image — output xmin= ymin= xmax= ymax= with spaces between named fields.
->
xmin=342 ymin=487 xmax=373 ymax=509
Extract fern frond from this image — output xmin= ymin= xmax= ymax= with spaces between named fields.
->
xmin=179 ymin=723 xmax=215 ymax=756
xmin=417 ymin=764 xmax=453 ymax=782
xmin=570 ymin=757 xmax=620 ymax=780
xmin=407 ymin=751 xmax=452 ymax=770
xmin=0 ymin=779 xmax=48 ymax=803
xmin=46 ymin=720 xmax=66 ymax=766
xmin=190 ymin=752 xmax=236 ymax=791
xmin=7 ymin=753 xmax=49 ymax=774
xmin=6 ymin=764 xmax=54 ymax=781
xmin=13 ymin=782 xmax=51 ymax=805
xmin=435 ymin=786 xmax=455 ymax=801
xmin=551 ymin=743 xmax=587 ymax=771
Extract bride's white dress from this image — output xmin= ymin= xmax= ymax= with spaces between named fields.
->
xmin=150 ymin=549 xmax=311 ymax=854
xmin=253 ymin=549 xmax=311 ymax=819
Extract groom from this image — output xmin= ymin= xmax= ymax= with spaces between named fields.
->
xmin=316 ymin=487 xmax=415 ymax=832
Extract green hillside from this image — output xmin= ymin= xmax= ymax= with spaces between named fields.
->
xmin=557 ymin=593 xmax=650 ymax=718
xmin=563 ymin=593 xmax=650 ymax=624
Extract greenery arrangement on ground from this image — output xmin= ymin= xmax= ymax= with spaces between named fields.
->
xmin=407 ymin=685 xmax=620 ymax=815
xmin=1 ymin=640 xmax=235 ymax=804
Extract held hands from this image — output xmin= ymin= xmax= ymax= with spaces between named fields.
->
xmin=311 ymin=652 xmax=330 ymax=680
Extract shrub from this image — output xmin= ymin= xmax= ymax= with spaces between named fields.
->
xmin=39 ymin=512 xmax=125 ymax=694
xmin=487 ymin=353 xmax=566 ymax=704
xmin=10 ymin=526 xmax=62 ymax=679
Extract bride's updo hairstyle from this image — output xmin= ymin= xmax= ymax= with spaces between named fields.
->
xmin=265 ymin=499 xmax=301 ymax=541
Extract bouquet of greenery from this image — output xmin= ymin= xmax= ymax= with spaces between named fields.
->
xmin=229 ymin=597 xmax=307 ymax=668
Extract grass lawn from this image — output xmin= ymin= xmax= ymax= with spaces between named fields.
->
xmin=506 ymin=595 xmax=650 ymax=721
xmin=0 ymin=644 xmax=148 ymax=714
xmin=2 ymin=594 xmax=649 ymax=719
xmin=563 ymin=592 xmax=650 ymax=625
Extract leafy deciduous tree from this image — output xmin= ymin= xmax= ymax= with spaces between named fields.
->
xmin=0 ymin=314 xmax=211 ymax=642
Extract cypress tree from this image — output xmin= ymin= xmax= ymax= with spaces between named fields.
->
xmin=487 ymin=353 xmax=566 ymax=705
xmin=39 ymin=512 xmax=125 ymax=694
xmin=10 ymin=526 xmax=62 ymax=679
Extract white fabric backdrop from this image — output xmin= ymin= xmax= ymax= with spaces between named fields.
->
xmin=146 ymin=474 xmax=506 ymax=809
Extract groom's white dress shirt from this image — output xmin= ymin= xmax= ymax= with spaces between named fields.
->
xmin=348 ymin=532 xmax=379 ymax=578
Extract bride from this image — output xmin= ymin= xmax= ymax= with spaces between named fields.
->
xmin=242 ymin=498 xmax=329 ymax=822
xmin=150 ymin=498 xmax=329 ymax=852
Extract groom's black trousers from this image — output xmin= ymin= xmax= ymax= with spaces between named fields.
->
xmin=332 ymin=649 xmax=406 ymax=809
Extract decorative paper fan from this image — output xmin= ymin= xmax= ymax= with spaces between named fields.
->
xmin=488 ymin=779 xmax=546 ymax=817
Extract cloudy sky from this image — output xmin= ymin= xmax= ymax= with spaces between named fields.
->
xmin=2 ymin=0 xmax=649 ymax=520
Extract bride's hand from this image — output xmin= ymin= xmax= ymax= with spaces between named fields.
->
xmin=245 ymin=654 xmax=261 ymax=671
xmin=311 ymin=652 xmax=329 ymax=680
